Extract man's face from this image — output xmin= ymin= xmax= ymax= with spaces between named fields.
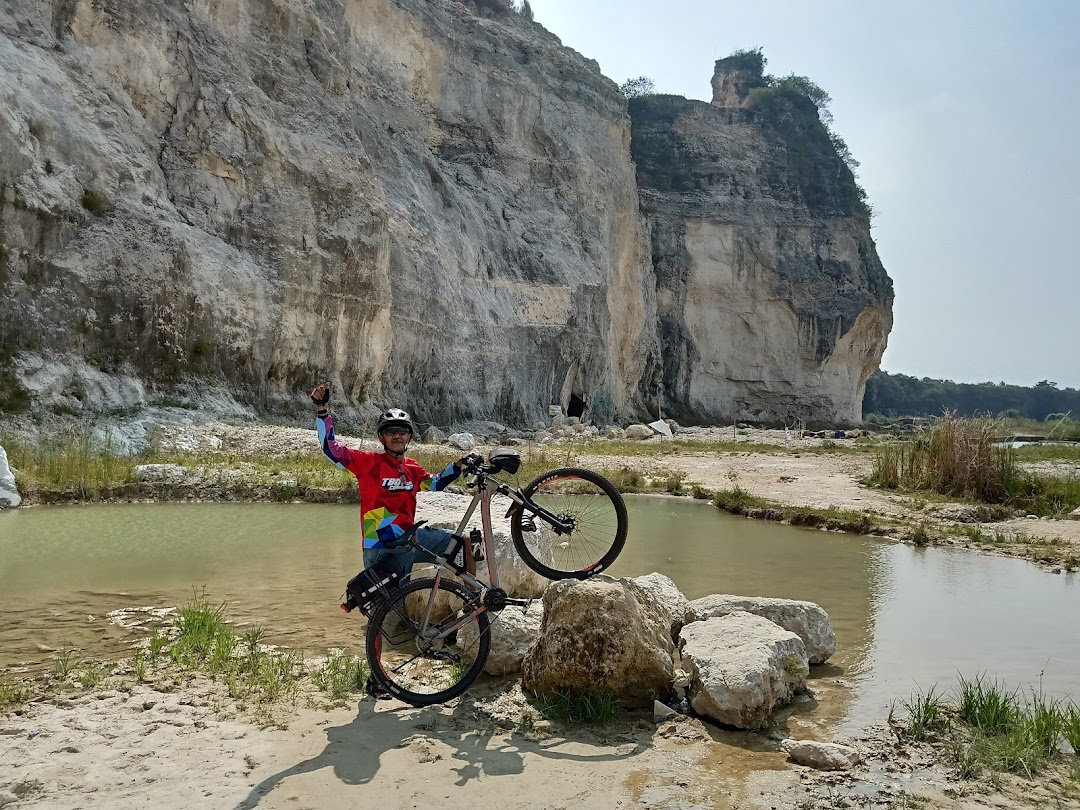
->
xmin=379 ymin=427 xmax=411 ymax=453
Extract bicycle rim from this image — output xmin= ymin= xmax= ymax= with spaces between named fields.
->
xmin=511 ymin=467 xmax=627 ymax=579
xmin=365 ymin=577 xmax=490 ymax=706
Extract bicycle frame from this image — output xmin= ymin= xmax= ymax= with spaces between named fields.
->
xmin=413 ymin=468 xmax=571 ymax=591
xmin=395 ymin=468 xmax=557 ymax=643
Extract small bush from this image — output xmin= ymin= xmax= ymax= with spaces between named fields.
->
xmin=81 ymin=188 xmax=110 ymax=215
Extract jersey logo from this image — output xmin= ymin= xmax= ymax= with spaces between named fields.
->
xmin=381 ymin=476 xmax=414 ymax=492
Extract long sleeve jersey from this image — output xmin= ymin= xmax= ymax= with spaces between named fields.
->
xmin=317 ymin=414 xmax=460 ymax=550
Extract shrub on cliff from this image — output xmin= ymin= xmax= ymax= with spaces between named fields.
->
xmin=619 ymin=76 xmax=656 ymax=98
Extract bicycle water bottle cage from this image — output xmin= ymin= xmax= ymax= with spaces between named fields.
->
xmin=469 ymin=528 xmax=485 ymax=562
xmin=445 ymin=534 xmax=471 ymax=575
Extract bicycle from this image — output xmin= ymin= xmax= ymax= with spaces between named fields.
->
xmin=348 ymin=448 xmax=628 ymax=706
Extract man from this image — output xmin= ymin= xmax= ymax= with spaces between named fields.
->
xmin=310 ymin=383 xmax=466 ymax=580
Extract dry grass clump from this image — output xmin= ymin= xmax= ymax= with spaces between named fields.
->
xmin=870 ymin=412 xmax=1080 ymax=516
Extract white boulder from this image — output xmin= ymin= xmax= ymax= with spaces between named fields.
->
xmin=632 ymin=573 xmax=693 ymax=639
xmin=780 ymin=739 xmax=861 ymax=771
xmin=522 ymin=576 xmax=675 ymax=708
xmin=447 ymin=432 xmax=475 ymax=451
xmin=459 ymin=602 xmax=543 ymax=675
xmin=679 ymin=613 xmax=808 ymax=729
xmin=624 ymin=424 xmax=654 ymax=440
xmin=0 ymin=444 xmax=22 ymax=507
xmin=689 ymin=594 xmax=836 ymax=664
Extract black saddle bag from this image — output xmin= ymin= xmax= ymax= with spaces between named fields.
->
xmin=342 ymin=566 xmax=402 ymax=617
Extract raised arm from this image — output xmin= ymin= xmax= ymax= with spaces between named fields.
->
xmin=311 ymin=383 xmax=361 ymax=471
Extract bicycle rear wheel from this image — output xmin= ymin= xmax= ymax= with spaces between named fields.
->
xmin=510 ymin=467 xmax=628 ymax=580
xmin=365 ymin=577 xmax=490 ymax=706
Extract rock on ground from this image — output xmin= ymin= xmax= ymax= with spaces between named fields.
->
xmin=780 ymin=739 xmax=861 ymax=770
xmin=624 ymin=424 xmax=653 ymax=440
xmin=632 ymin=573 xmax=693 ymax=640
xmin=689 ymin=594 xmax=836 ymax=664
xmin=679 ymin=613 xmax=808 ymax=729
xmin=459 ymin=602 xmax=543 ymax=675
xmin=521 ymin=576 xmax=674 ymax=708
xmin=447 ymin=433 xmax=475 ymax=451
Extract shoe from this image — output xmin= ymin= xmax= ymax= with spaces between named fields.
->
xmin=364 ymin=674 xmax=392 ymax=700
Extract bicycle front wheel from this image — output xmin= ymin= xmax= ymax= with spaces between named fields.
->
xmin=365 ymin=577 xmax=490 ymax=706
xmin=510 ymin=467 xmax=628 ymax=580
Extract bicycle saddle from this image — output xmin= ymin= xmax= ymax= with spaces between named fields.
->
xmin=381 ymin=520 xmax=428 ymax=549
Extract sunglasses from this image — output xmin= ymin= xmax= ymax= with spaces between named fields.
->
xmin=381 ymin=428 xmax=411 ymax=437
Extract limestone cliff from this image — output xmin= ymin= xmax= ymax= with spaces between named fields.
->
xmin=0 ymin=3 xmax=892 ymax=428
xmin=630 ymin=58 xmax=893 ymax=424
xmin=0 ymin=0 xmax=656 ymax=426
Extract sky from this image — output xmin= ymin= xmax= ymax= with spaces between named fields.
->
xmin=527 ymin=0 xmax=1080 ymax=390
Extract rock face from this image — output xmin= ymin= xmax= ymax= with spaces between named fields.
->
xmin=679 ymin=613 xmax=808 ymax=729
xmin=689 ymin=594 xmax=836 ymax=664
xmin=629 ymin=57 xmax=893 ymax=425
xmin=0 ymin=0 xmax=656 ymax=425
xmin=0 ymin=443 xmax=21 ymax=507
xmin=0 ymin=4 xmax=891 ymax=426
xmin=521 ymin=576 xmax=674 ymax=708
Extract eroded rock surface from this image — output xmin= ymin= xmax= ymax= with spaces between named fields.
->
xmin=629 ymin=57 xmax=893 ymax=424
xmin=0 ymin=0 xmax=656 ymax=424
xmin=689 ymin=594 xmax=836 ymax=664
xmin=521 ymin=576 xmax=674 ymax=708
xmin=459 ymin=601 xmax=542 ymax=676
xmin=679 ymin=612 xmax=808 ymax=729
xmin=632 ymin=572 xmax=693 ymax=640
xmin=1 ymin=2 xmax=891 ymax=427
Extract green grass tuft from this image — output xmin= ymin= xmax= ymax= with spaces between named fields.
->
xmin=897 ymin=685 xmax=949 ymax=741
xmin=0 ymin=677 xmax=32 ymax=710
xmin=311 ymin=650 xmax=369 ymax=703
xmin=533 ymin=691 xmax=617 ymax=724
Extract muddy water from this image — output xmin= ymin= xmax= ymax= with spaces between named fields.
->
xmin=2 ymin=497 xmax=1078 ymax=731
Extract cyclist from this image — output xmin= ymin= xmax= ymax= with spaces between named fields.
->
xmin=310 ymin=382 xmax=468 ymax=581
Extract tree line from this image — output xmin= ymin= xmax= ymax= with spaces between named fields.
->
xmin=863 ymin=371 xmax=1080 ymax=421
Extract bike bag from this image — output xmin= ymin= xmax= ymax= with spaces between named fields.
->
xmin=342 ymin=566 xmax=402 ymax=617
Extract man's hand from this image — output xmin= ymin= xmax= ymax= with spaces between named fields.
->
xmin=457 ymin=451 xmax=483 ymax=472
xmin=310 ymin=382 xmax=331 ymax=407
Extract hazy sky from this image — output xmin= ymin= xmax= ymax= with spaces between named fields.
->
xmin=528 ymin=0 xmax=1080 ymax=389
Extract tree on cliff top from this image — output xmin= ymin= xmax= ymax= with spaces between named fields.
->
xmin=619 ymin=76 xmax=656 ymax=98
xmin=719 ymin=47 xmax=766 ymax=77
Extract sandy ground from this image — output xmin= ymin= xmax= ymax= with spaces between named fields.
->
xmin=5 ymin=674 xmax=1076 ymax=810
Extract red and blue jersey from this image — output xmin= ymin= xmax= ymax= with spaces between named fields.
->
xmin=317 ymin=414 xmax=459 ymax=549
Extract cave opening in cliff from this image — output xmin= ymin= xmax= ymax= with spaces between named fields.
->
xmin=567 ymin=392 xmax=585 ymax=419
